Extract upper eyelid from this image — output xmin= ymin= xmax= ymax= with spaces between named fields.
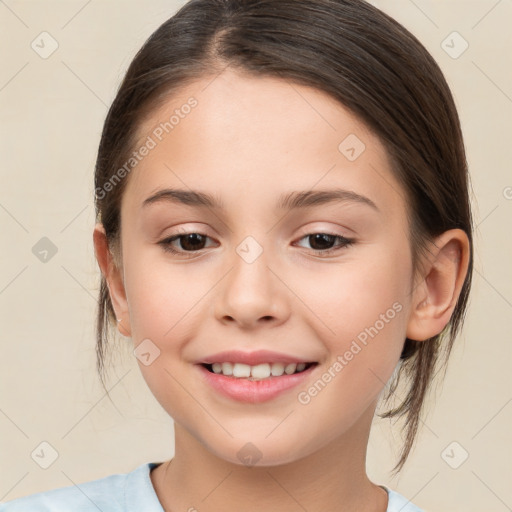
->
xmin=159 ymin=232 xmax=353 ymax=261
xmin=164 ymin=220 xmax=354 ymax=236
xmin=161 ymin=230 xmax=354 ymax=247
xmin=162 ymin=227 xmax=352 ymax=239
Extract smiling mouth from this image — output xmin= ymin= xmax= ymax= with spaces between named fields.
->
xmin=200 ymin=362 xmax=318 ymax=380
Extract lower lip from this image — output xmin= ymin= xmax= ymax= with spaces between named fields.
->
xmin=196 ymin=364 xmax=317 ymax=403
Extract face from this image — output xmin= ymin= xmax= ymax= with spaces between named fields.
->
xmin=109 ymin=68 xmax=420 ymax=466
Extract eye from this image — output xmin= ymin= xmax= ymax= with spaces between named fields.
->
xmin=158 ymin=230 xmax=355 ymax=258
xmin=294 ymin=232 xmax=354 ymax=256
xmin=158 ymin=231 xmax=216 ymax=257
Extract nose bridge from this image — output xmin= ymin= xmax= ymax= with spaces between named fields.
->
xmin=214 ymin=230 xmax=288 ymax=326
xmin=230 ymin=232 xmax=273 ymax=302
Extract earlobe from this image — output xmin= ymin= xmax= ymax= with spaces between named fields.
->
xmin=406 ymin=229 xmax=470 ymax=342
xmin=93 ymin=223 xmax=131 ymax=337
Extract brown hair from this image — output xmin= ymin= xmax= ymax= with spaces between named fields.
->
xmin=94 ymin=0 xmax=474 ymax=473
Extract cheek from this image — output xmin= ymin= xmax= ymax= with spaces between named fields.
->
xmin=295 ymin=250 xmax=411 ymax=340
xmin=293 ymin=284 xmax=408 ymax=441
xmin=122 ymin=248 xmax=210 ymax=342
xmin=295 ymin=250 xmax=411 ymax=394
xmin=121 ymin=252 xmax=209 ymax=419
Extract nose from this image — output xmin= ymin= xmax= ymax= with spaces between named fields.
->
xmin=214 ymin=241 xmax=290 ymax=330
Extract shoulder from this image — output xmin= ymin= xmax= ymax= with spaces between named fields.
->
xmin=0 ymin=462 xmax=164 ymax=512
xmin=383 ymin=486 xmax=425 ymax=512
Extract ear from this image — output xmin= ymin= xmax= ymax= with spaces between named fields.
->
xmin=406 ymin=228 xmax=470 ymax=342
xmin=93 ymin=223 xmax=131 ymax=337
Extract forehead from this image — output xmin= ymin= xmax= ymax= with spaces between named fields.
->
xmin=122 ymin=68 xmax=406 ymax=220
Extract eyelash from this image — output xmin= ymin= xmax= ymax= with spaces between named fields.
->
xmin=158 ymin=230 xmax=355 ymax=258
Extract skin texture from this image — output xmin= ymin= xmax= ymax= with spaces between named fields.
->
xmin=93 ymin=68 xmax=470 ymax=512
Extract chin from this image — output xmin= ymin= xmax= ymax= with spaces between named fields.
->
xmin=206 ymin=435 xmax=318 ymax=469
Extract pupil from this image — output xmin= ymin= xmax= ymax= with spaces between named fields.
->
xmin=310 ymin=234 xmax=334 ymax=250
xmin=181 ymin=233 xmax=205 ymax=251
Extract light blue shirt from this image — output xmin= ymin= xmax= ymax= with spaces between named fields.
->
xmin=0 ymin=462 xmax=424 ymax=511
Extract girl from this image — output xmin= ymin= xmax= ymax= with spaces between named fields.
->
xmin=1 ymin=0 xmax=473 ymax=510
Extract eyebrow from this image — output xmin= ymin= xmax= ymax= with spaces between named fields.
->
xmin=142 ymin=187 xmax=379 ymax=212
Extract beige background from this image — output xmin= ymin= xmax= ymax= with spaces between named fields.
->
xmin=0 ymin=1 xmax=511 ymax=511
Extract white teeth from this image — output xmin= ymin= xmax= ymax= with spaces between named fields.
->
xmin=207 ymin=361 xmax=311 ymax=379
xmin=232 ymin=363 xmax=251 ymax=378
xmin=284 ymin=363 xmax=297 ymax=374
xmin=221 ymin=362 xmax=233 ymax=376
xmin=270 ymin=362 xmax=285 ymax=376
xmin=250 ymin=363 xmax=271 ymax=379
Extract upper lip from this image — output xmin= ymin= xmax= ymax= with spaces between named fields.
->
xmin=197 ymin=350 xmax=316 ymax=366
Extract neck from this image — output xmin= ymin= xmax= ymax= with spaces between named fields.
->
xmin=151 ymin=403 xmax=388 ymax=512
